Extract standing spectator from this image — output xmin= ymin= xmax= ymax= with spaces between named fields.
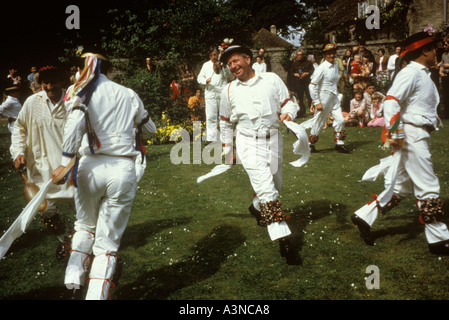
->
xmin=439 ymin=36 xmax=449 ymax=119
xmin=252 ymin=55 xmax=267 ymax=75
xmin=31 ymin=72 xmax=42 ymax=93
xmin=197 ymin=46 xmax=232 ymax=144
xmin=308 ymin=54 xmax=319 ymax=70
xmin=258 ymin=47 xmax=271 ymax=72
xmin=7 ymin=66 xmax=21 ymax=85
xmin=307 ymin=43 xmax=349 ymax=153
xmin=376 ymin=49 xmax=389 ymax=76
xmin=181 ymin=63 xmax=195 ymax=101
xmin=0 ymin=85 xmax=22 ymax=133
xmin=27 ymin=66 xmax=37 ymax=88
xmin=288 ymin=49 xmax=314 ymax=117
xmin=342 ymin=49 xmax=353 ymax=79
xmin=387 ymin=45 xmax=402 ymax=80
xmin=219 ymin=45 xmax=300 ymax=264
xmin=10 ymin=65 xmax=74 ymax=258
xmin=145 ymin=57 xmax=154 ymax=74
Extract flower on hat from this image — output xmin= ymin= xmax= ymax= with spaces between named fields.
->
xmin=75 ymin=46 xmax=84 ymax=57
xmin=219 ymin=38 xmax=234 ymax=53
xmin=424 ymin=23 xmax=436 ymax=36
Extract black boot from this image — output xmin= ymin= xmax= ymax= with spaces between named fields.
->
xmin=248 ymin=204 xmax=265 ymax=227
xmin=279 ymin=237 xmax=301 ymax=265
xmin=335 ymin=144 xmax=350 ymax=153
xmin=429 ymin=240 xmax=449 ymax=256
xmin=351 ymin=214 xmax=374 ymax=246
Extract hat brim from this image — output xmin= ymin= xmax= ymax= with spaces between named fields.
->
xmin=220 ymin=46 xmax=253 ymax=64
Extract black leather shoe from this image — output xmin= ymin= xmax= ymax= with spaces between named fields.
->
xmin=429 ymin=240 xmax=449 ymax=255
xmin=335 ymin=145 xmax=350 ymax=153
xmin=310 ymin=144 xmax=318 ymax=153
xmin=279 ymin=237 xmax=301 ymax=265
xmin=351 ymin=214 xmax=374 ymax=246
xmin=248 ymin=204 xmax=265 ymax=227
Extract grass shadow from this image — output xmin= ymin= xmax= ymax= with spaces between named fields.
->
xmin=120 ymin=216 xmax=193 ymax=249
xmin=115 ymin=224 xmax=246 ymax=299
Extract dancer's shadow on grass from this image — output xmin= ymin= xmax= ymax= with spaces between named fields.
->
xmin=120 ymin=216 xmax=193 ymax=249
xmin=115 ymin=224 xmax=245 ymax=299
xmin=286 ymin=199 xmax=349 ymax=259
xmin=366 ymin=201 xmax=449 ymax=244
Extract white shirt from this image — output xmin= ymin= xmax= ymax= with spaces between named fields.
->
xmin=0 ymin=95 xmax=22 ymax=119
xmin=308 ymin=60 xmax=339 ymax=105
xmin=45 ymin=92 xmax=65 ymax=112
xmin=61 ymin=74 xmax=156 ymax=165
xmin=252 ymin=62 xmax=267 ymax=75
xmin=387 ymin=54 xmax=398 ymax=73
xmin=219 ymin=72 xmax=298 ymax=144
xmin=197 ymin=60 xmax=232 ymax=99
xmin=378 ymin=56 xmax=384 ymax=71
xmin=383 ymin=61 xmax=440 ymax=139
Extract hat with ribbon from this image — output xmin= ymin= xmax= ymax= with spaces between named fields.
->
xmin=399 ymin=31 xmax=435 ymax=58
xmin=220 ymin=45 xmax=253 ymax=64
xmin=322 ymin=43 xmax=337 ymax=52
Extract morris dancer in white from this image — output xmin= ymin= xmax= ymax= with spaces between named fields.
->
xmin=219 ymin=45 xmax=301 ymax=265
xmin=0 ymin=85 xmax=22 ymax=133
xmin=52 ymin=49 xmax=156 ymax=299
xmin=10 ymin=66 xmax=74 ymax=259
xmin=351 ymin=32 xmax=449 ymax=255
xmin=306 ymin=43 xmax=349 ymax=153
xmin=197 ymin=46 xmax=232 ymax=144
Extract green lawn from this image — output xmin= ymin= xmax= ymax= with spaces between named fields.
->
xmin=1 ymin=116 xmax=449 ymax=300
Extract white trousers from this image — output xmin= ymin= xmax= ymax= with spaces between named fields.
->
xmin=358 ymin=124 xmax=449 ymax=244
xmin=236 ymin=129 xmax=291 ymax=240
xmin=205 ymin=96 xmax=221 ymax=142
xmin=310 ymin=91 xmax=345 ymax=143
xmin=65 ymin=154 xmax=137 ymax=299
xmin=394 ymin=124 xmax=440 ymax=199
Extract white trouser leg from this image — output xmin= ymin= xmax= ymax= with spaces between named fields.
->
xmin=394 ymin=125 xmax=440 ymax=199
xmin=205 ymin=96 xmax=220 ymax=142
xmin=237 ymin=131 xmax=290 ymax=240
xmin=73 ymin=155 xmax=137 ymax=298
xmin=86 ymin=254 xmax=117 ymax=300
xmin=310 ymin=92 xmax=339 ymax=138
xmin=65 ymin=230 xmax=95 ymax=289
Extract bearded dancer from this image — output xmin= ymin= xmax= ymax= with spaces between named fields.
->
xmin=52 ymin=48 xmax=156 ymax=299
xmin=10 ymin=65 xmax=74 ymax=259
xmin=219 ymin=45 xmax=301 ymax=265
xmin=351 ymin=32 xmax=449 ymax=255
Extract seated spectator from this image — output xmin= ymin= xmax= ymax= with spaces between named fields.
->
xmin=345 ymin=90 xmax=367 ymax=127
xmin=188 ymin=89 xmax=205 ymax=121
xmin=367 ymin=92 xmax=385 ymax=127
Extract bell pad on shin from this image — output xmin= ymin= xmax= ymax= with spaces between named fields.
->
xmin=419 ymin=198 xmax=444 ymax=224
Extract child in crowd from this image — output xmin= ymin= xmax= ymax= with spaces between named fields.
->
xmin=363 ymin=83 xmax=385 ymax=120
xmin=367 ymin=92 xmax=385 ymax=127
xmin=350 ymin=54 xmax=363 ymax=81
xmin=345 ymin=90 xmax=367 ymax=127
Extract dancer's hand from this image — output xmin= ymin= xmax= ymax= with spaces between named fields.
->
xmin=315 ymin=103 xmax=323 ymax=111
xmin=390 ymin=138 xmax=404 ymax=152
